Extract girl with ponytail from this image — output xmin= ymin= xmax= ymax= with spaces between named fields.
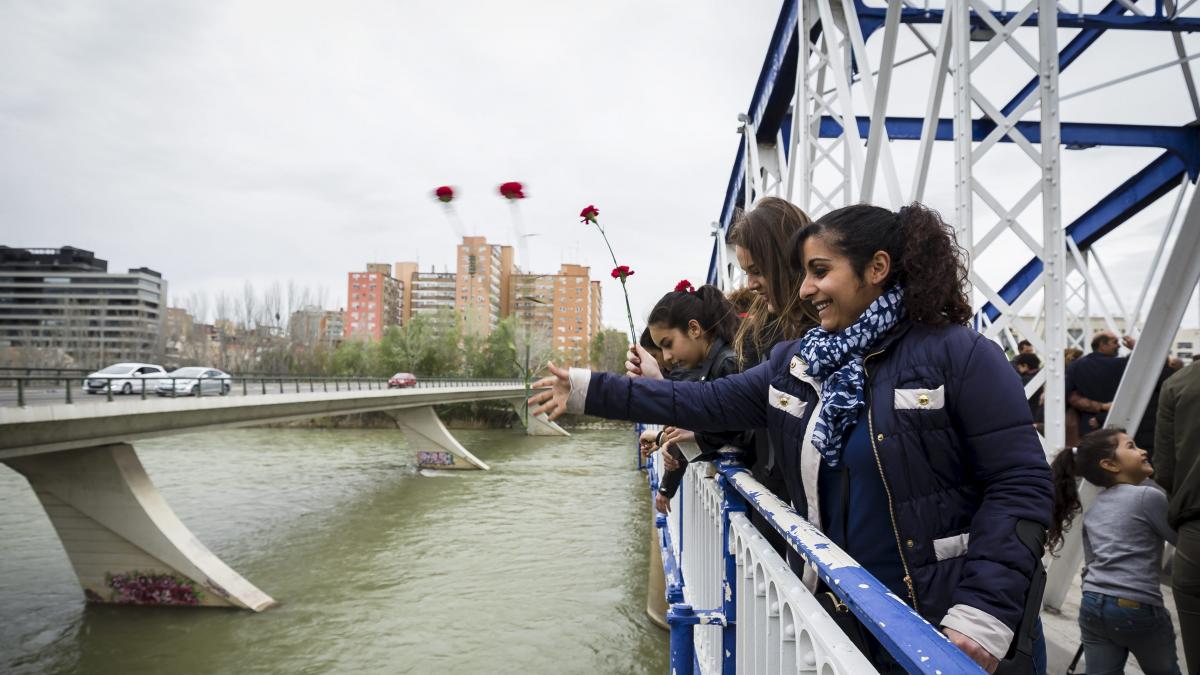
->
xmin=532 ymin=202 xmax=1052 ymax=671
xmin=1048 ymin=429 xmax=1180 ymax=674
xmin=634 ymin=281 xmax=741 ymax=514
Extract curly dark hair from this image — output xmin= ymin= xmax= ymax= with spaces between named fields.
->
xmin=788 ymin=202 xmax=973 ymax=327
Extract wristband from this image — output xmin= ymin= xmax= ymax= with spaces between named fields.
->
xmin=655 ymin=430 xmax=666 ymax=446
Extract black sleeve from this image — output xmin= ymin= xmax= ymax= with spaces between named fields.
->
xmin=692 ymin=351 xmax=755 ymax=454
xmin=695 ymin=429 xmax=755 ymax=455
xmin=658 ymin=454 xmax=688 ymax=498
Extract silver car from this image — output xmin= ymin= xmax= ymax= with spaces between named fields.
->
xmin=155 ymin=367 xmax=232 ymax=397
xmin=83 ymin=362 xmax=167 ymax=395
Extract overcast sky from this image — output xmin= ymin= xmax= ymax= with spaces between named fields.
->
xmin=2 ymin=1 xmax=1197 ymax=333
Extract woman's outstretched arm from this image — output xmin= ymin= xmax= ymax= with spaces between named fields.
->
xmin=530 ymin=357 xmax=771 ymax=432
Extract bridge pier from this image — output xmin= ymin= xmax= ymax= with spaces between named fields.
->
xmin=3 ymin=443 xmax=275 ymax=611
xmin=385 ymin=406 xmax=490 ymax=470
xmin=508 ymin=398 xmax=570 ymax=437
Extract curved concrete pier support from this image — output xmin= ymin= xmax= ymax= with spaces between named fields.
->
xmin=508 ymin=398 xmax=570 ymax=437
xmin=3 ymin=443 xmax=275 ymax=611
xmin=385 ymin=406 xmax=490 ymax=470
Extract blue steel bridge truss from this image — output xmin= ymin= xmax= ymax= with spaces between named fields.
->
xmin=704 ymin=0 xmax=1200 ymax=615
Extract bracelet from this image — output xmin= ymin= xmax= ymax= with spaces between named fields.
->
xmin=655 ymin=430 xmax=666 ymax=446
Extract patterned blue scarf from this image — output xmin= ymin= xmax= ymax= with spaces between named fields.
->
xmin=798 ymin=285 xmax=906 ymax=468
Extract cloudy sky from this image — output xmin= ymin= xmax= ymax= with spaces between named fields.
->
xmin=2 ymin=1 xmax=1197 ymax=333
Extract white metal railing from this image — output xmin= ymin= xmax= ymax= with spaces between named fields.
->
xmin=729 ymin=511 xmax=873 ymax=673
xmin=680 ymin=464 xmax=725 ymax=674
xmin=640 ymin=425 xmax=986 ymax=675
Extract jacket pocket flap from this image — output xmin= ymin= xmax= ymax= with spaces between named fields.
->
xmin=894 ymin=385 xmax=945 ymax=410
xmin=933 ymin=532 xmax=970 ymax=561
xmin=768 ymin=385 xmax=808 ymax=419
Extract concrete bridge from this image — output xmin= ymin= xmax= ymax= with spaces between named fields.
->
xmin=0 ymin=381 xmax=564 ymax=612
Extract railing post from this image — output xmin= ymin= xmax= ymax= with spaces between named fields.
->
xmin=668 ymin=603 xmax=697 ymax=675
xmin=16 ymin=378 xmax=25 ymax=408
xmin=172 ymin=378 xmax=177 ymax=398
xmin=106 ymin=378 xmax=113 ymax=402
xmin=278 ymin=379 xmax=283 ymax=394
xmin=718 ymin=471 xmax=746 ymax=675
xmin=65 ymin=377 xmax=72 ymax=405
xmin=242 ymin=378 xmax=247 ymax=396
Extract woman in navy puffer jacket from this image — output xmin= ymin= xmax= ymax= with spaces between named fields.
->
xmin=532 ymin=203 xmax=1053 ymax=673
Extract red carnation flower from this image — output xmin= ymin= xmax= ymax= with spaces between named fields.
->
xmin=611 ymin=265 xmax=634 ymax=281
xmin=499 ymin=181 xmax=525 ymax=200
xmin=674 ymin=279 xmax=694 ymax=293
xmin=434 ymin=186 xmax=454 ymax=203
xmin=580 ymin=204 xmax=599 ymax=224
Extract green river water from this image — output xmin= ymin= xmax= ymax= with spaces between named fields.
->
xmin=0 ymin=428 xmax=668 ymax=674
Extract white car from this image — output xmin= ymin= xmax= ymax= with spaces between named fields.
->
xmin=83 ymin=363 xmax=167 ymax=395
xmin=156 ymin=367 xmax=232 ymax=397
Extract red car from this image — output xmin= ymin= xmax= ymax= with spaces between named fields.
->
xmin=388 ymin=372 xmax=417 ymax=389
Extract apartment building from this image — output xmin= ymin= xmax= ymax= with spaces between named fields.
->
xmin=455 ymin=236 xmax=514 ymax=337
xmin=290 ymin=306 xmax=346 ymax=346
xmin=510 ymin=264 xmax=602 ymax=367
xmin=344 ymin=266 xmax=402 ymax=341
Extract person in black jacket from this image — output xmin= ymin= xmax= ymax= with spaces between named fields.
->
xmin=637 ymin=281 xmax=740 ymax=514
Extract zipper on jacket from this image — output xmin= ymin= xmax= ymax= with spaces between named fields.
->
xmin=863 ymin=349 xmax=920 ymax=612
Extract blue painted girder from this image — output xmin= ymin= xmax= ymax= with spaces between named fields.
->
xmin=814 ymin=116 xmax=1200 ymax=170
xmin=980 ymin=150 xmax=1190 ymax=321
xmin=855 ymin=1 xmax=1200 ymax=37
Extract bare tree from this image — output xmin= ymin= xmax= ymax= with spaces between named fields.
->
xmin=183 ymin=290 xmax=210 ymax=325
xmin=263 ymin=280 xmax=283 ymax=335
xmin=213 ymin=290 xmax=233 ymax=325
xmin=241 ymin=281 xmax=259 ymax=332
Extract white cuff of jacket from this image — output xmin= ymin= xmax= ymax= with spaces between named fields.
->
xmin=566 ymin=368 xmax=591 ymax=415
xmin=940 ymin=603 xmax=1014 ymax=662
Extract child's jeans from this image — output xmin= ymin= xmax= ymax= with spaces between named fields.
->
xmin=1078 ymin=591 xmax=1181 ymax=675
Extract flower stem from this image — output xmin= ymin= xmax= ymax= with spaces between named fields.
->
xmin=619 ymin=279 xmax=636 ymax=346
xmin=592 ymin=224 xmax=637 ymax=345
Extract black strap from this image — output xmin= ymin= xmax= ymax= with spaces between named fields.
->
xmin=993 ymin=520 xmax=1047 ymax=675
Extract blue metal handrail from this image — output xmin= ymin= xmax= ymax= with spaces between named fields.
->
xmin=640 ymin=426 xmax=984 ymax=674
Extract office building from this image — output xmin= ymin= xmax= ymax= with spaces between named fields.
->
xmin=0 ymin=246 xmax=167 ymax=366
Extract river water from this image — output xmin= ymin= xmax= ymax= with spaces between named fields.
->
xmin=0 ymin=428 xmax=668 ymax=674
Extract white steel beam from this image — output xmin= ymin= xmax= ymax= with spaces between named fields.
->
xmin=1132 ymin=178 xmax=1190 ymax=331
xmin=815 ymin=0 xmax=868 ymax=196
xmin=952 ymin=0 xmax=974 ymax=246
xmin=912 ymin=9 xmax=955 ymax=203
xmin=853 ymin=0 xmax=905 ymax=206
xmin=1038 ymin=0 xmax=1066 ymax=456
